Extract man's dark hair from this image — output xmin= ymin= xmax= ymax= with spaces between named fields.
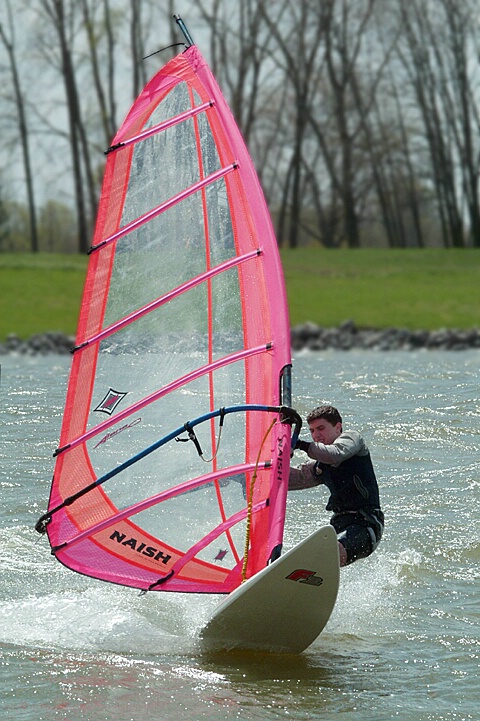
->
xmin=306 ymin=405 xmax=342 ymax=426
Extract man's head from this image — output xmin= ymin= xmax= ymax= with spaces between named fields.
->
xmin=307 ymin=405 xmax=342 ymax=444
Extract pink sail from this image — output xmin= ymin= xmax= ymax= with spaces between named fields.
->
xmin=38 ymin=42 xmax=293 ymax=594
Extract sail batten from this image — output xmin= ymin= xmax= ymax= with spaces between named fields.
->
xmin=90 ymin=163 xmax=237 ymax=252
xmin=74 ymin=248 xmax=262 ymax=351
xmin=106 ymin=99 xmax=214 ymax=153
xmin=39 ymin=41 xmax=293 ymax=594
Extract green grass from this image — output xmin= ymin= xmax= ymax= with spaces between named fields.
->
xmin=0 ymin=249 xmax=479 ymax=342
xmin=0 ymin=254 xmax=87 ymax=340
xmin=281 ymin=247 xmax=480 ymax=330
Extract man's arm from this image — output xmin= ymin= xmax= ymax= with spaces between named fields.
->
xmin=303 ymin=431 xmax=366 ymax=466
xmin=289 ymin=462 xmax=323 ymax=490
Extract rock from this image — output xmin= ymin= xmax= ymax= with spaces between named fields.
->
xmin=1 ymin=332 xmax=74 ymax=356
xmin=290 ymin=323 xmax=480 ymax=351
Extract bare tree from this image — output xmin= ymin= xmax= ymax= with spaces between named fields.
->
xmin=3 ymin=0 xmax=480 ymax=252
xmin=259 ymin=1 xmax=325 ymax=247
xmin=130 ymin=0 xmax=147 ymax=98
xmin=260 ymin=0 xmax=386 ymax=248
xmin=80 ymin=0 xmax=117 ymax=146
xmin=344 ymin=4 xmax=425 ymax=248
xmin=396 ymin=0 xmax=477 ymax=248
xmin=196 ymin=0 xmax=276 ymax=146
xmin=0 ymin=178 xmax=10 ymax=250
xmin=372 ymin=57 xmax=427 ymax=249
xmin=436 ymin=0 xmax=480 ymax=248
xmin=0 ymin=2 xmax=39 ymax=252
xmin=37 ymin=0 xmax=99 ymax=252
xmin=309 ymin=0 xmax=380 ymax=248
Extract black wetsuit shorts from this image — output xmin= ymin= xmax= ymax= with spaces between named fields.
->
xmin=331 ymin=509 xmax=384 ymax=566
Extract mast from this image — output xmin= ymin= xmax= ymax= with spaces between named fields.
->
xmin=174 ymin=15 xmax=195 ymax=48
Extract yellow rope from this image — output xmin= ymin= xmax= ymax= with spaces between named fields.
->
xmin=241 ymin=417 xmax=277 ymax=582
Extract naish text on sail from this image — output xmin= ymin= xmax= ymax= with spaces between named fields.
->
xmin=109 ymin=530 xmax=172 ymax=564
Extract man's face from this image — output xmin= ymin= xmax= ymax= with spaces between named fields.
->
xmin=308 ymin=418 xmax=342 ymax=445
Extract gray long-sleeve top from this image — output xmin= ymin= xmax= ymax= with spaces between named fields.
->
xmin=289 ymin=431 xmax=381 ymax=513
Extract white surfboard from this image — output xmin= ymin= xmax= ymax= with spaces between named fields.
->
xmin=199 ymin=525 xmax=340 ymax=654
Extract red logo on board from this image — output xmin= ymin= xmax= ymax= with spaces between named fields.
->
xmin=286 ymin=569 xmax=324 ymax=586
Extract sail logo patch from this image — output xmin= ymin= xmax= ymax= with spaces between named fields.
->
xmin=109 ymin=530 xmax=172 ymax=565
xmin=286 ymin=569 xmax=324 ymax=586
xmin=94 ymin=388 xmax=128 ymax=415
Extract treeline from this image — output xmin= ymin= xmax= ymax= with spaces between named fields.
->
xmin=1 ymin=0 xmax=480 ymax=252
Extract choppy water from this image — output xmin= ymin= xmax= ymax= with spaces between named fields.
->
xmin=1 ymin=351 xmax=478 ymax=721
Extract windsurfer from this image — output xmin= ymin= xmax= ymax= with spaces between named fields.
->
xmin=289 ymin=405 xmax=383 ymax=567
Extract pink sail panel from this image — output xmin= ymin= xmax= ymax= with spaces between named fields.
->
xmin=44 ymin=44 xmax=292 ymax=593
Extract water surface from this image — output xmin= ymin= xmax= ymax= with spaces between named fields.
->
xmin=1 ymin=351 xmax=478 ymax=720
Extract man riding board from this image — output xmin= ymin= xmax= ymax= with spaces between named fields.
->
xmin=289 ymin=405 xmax=384 ymax=567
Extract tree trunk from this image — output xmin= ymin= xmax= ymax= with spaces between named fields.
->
xmin=0 ymin=8 xmax=39 ymax=252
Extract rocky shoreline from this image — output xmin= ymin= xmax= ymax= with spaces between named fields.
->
xmin=291 ymin=320 xmax=480 ymax=351
xmin=1 ymin=321 xmax=480 ymax=356
xmin=0 ymin=332 xmax=75 ymax=356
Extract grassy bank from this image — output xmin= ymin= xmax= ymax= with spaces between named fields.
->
xmin=0 ymin=254 xmax=87 ymax=341
xmin=282 ymin=247 xmax=479 ymax=330
xmin=0 ymin=249 xmax=479 ymax=341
